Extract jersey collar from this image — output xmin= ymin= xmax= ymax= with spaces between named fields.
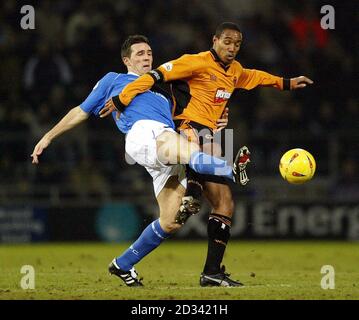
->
xmin=127 ymin=71 xmax=140 ymax=77
xmin=210 ymin=48 xmax=230 ymax=71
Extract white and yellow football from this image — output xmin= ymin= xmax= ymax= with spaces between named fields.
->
xmin=279 ymin=148 xmax=316 ymax=184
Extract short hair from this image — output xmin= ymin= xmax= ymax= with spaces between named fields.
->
xmin=215 ymin=22 xmax=241 ymax=38
xmin=121 ymin=35 xmax=150 ymax=59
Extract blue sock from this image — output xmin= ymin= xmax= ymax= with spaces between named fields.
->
xmin=188 ymin=151 xmax=233 ymax=180
xmin=116 ymin=219 xmax=170 ymax=271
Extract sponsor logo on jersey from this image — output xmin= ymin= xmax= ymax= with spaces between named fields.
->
xmin=162 ymin=62 xmax=173 ymax=71
xmin=214 ymin=88 xmax=231 ymax=103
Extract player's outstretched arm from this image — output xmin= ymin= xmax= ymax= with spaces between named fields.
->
xmin=31 ymin=106 xmax=89 ymax=164
xmin=290 ymin=76 xmax=313 ymax=89
xmin=238 ymin=69 xmax=314 ymax=91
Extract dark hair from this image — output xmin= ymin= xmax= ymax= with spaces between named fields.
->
xmin=121 ymin=35 xmax=150 ymax=59
xmin=215 ymin=22 xmax=241 ymax=38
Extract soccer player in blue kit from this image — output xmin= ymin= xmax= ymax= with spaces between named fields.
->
xmin=31 ymin=35 xmax=249 ymax=286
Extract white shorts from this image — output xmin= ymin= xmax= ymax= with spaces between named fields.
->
xmin=125 ymin=120 xmax=187 ymax=197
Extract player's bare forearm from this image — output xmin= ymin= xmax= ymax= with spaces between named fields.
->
xmin=46 ymin=106 xmax=89 ymax=140
xmin=31 ymin=106 xmax=89 ymax=164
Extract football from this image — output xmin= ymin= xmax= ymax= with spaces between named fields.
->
xmin=279 ymin=148 xmax=316 ymax=184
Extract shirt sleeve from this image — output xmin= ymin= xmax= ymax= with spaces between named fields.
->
xmin=157 ymin=54 xmax=204 ymax=81
xmin=236 ymin=68 xmax=284 ymax=90
xmin=80 ymin=72 xmax=116 ymax=115
xmin=119 ymin=54 xmax=204 ymax=106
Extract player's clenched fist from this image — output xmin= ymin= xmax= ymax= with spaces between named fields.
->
xmin=99 ymin=98 xmax=121 ymax=119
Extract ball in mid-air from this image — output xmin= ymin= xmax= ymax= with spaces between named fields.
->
xmin=279 ymin=148 xmax=316 ymax=184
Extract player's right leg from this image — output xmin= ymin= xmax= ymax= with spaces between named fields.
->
xmin=156 ymin=130 xmax=238 ymax=181
xmin=156 ymin=130 xmax=199 ymax=164
xmin=124 ymin=120 xmax=241 ymax=182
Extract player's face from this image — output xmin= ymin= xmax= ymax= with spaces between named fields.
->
xmin=125 ymin=43 xmax=153 ymax=75
xmin=212 ymin=30 xmax=242 ymax=65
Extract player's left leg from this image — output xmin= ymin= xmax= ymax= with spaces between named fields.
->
xmin=199 ymin=181 xmax=244 ymax=287
xmin=109 ymin=175 xmax=185 ymax=287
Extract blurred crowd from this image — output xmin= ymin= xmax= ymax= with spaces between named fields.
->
xmin=0 ymin=0 xmax=358 ymax=201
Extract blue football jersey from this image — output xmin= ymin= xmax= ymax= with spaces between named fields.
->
xmin=80 ymin=72 xmax=174 ymax=133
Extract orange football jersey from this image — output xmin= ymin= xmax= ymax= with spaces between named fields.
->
xmin=119 ymin=49 xmax=284 ymax=129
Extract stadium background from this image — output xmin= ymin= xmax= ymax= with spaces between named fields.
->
xmin=0 ymin=0 xmax=358 ymax=243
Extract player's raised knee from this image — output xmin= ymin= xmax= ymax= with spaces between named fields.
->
xmin=160 ymin=220 xmax=183 ymax=233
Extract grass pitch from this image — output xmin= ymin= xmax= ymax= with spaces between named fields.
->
xmin=0 ymin=241 xmax=358 ymax=300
